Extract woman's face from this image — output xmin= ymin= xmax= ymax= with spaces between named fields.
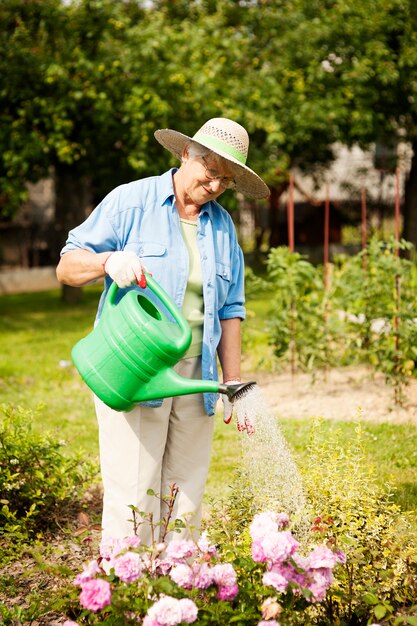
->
xmin=179 ymin=151 xmax=235 ymax=205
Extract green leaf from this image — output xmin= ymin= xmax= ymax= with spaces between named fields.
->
xmin=363 ymin=592 xmax=379 ymax=605
xmin=374 ymin=604 xmax=387 ymax=620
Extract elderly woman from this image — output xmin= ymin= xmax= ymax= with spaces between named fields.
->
xmin=56 ymin=117 xmax=270 ymax=545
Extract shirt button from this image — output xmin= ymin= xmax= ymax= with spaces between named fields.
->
xmin=138 ymin=247 xmax=144 ymax=255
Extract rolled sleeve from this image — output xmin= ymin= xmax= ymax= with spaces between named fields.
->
xmin=218 ymin=242 xmax=246 ymax=321
xmin=60 ymin=194 xmax=121 ymax=256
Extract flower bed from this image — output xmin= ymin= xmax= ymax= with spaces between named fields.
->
xmin=64 ymin=511 xmax=345 ymax=625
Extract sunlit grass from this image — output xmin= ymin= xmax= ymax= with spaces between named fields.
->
xmin=0 ymin=286 xmax=102 ymax=453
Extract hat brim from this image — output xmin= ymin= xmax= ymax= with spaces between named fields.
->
xmin=154 ymin=128 xmax=270 ymax=199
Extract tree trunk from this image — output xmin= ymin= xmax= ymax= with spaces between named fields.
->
xmin=268 ymin=183 xmax=287 ymax=248
xmin=52 ymin=164 xmax=93 ymax=304
xmin=402 ymin=142 xmax=417 ymax=247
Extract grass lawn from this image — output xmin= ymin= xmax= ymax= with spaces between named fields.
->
xmin=1 ymin=285 xmax=417 ymax=524
xmin=0 ymin=286 xmax=102 ymax=453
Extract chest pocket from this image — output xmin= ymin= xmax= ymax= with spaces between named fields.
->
xmin=124 ymin=241 xmax=167 ymax=274
xmin=216 ymin=261 xmax=231 ymax=309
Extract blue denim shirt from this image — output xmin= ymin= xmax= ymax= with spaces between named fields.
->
xmin=61 ymin=169 xmax=246 ymax=416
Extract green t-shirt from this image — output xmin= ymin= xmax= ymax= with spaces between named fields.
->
xmin=180 ymin=218 xmax=204 ymax=358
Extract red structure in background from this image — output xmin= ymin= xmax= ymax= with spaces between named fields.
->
xmin=287 ymin=174 xmax=295 ymax=252
xmin=324 ymin=182 xmax=330 ymax=290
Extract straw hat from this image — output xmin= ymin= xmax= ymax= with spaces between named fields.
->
xmin=154 ymin=117 xmax=270 ymax=199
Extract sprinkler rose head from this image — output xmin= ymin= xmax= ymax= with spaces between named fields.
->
xmin=218 ymin=381 xmax=256 ymax=402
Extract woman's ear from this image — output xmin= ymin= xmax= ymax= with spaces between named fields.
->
xmin=181 ymin=145 xmax=189 ymax=163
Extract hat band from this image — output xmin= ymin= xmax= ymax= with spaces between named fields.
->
xmin=192 ymin=132 xmax=247 ymax=164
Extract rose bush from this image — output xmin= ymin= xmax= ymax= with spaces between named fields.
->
xmin=62 ymin=511 xmax=345 ymax=625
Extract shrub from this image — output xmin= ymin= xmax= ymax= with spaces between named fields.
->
xmin=0 ymin=404 xmax=98 ymax=538
xmin=207 ymin=417 xmax=417 ymax=625
xmin=62 ymin=505 xmax=345 ymax=626
xmin=249 ymin=239 xmax=417 ymax=402
xmin=331 ymin=237 xmax=417 ymax=400
xmin=265 ymin=247 xmax=331 ymax=372
xmin=301 ymin=418 xmax=417 ymax=625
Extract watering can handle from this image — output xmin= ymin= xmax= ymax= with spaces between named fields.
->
xmin=106 ymin=273 xmax=191 ymax=338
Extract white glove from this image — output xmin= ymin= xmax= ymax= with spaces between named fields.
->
xmin=104 ymin=251 xmax=147 ymax=288
xmin=222 ymin=379 xmax=255 ymax=436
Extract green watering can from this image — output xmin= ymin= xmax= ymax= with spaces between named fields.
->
xmin=71 ymin=274 xmax=255 ymax=412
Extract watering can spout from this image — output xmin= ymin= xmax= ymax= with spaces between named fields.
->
xmin=133 ymin=367 xmax=220 ymax=403
xmin=133 ymin=371 xmax=257 ymax=405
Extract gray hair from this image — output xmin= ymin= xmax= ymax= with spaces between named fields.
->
xmin=185 ymin=140 xmax=211 ymax=159
xmin=184 ymin=140 xmax=241 ymax=177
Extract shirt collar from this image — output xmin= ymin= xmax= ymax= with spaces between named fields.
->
xmin=159 ymin=168 xmax=177 ymax=206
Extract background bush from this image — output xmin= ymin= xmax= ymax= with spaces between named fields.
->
xmin=0 ymin=403 xmax=98 ymax=539
xmin=247 ymin=237 xmax=417 ymax=401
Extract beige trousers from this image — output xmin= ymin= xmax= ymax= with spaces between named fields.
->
xmin=94 ymin=357 xmax=214 ymax=546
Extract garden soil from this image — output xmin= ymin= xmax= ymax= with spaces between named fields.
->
xmin=254 ymin=364 xmax=417 ymax=425
xmin=2 ymin=365 xmax=417 ymax=624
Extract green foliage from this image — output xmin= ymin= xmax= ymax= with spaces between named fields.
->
xmin=0 ymin=0 xmax=163 ymax=212
xmin=0 ymin=404 xmax=97 ymax=538
xmin=264 ymin=246 xmax=332 ymax=371
xmin=249 ymin=239 xmax=417 ymax=400
xmin=302 ymin=418 xmax=417 ymax=625
xmin=331 ymin=236 xmax=417 ymax=399
xmin=208 ymin=419 xmax=417 ymax=625
xmin=278 ymin=417 xmax=417 ymax=517
xmin=3 ymin=0 xmax=416 ymax=214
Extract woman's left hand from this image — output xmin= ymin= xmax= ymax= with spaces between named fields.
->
xmin=222 ymin=380 xmax=255 ymax=435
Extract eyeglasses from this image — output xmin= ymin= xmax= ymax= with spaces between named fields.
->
xmin=201 ymin=156 xmax=236 ymax=190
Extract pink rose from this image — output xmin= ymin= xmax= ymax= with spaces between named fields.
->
xmin=166 ymin=539 xmax=197 ymax=563
xmin=217 ymin=583 xmax=238 ymax=601
xmin=99 ymin=536 xmax=141 ymax=561
xmin=79 ymin=578 xmax=111 ymax=612
xmin=276 ymin=513 xmax=290 ymax=529
xmin=170 ymin=563 xmax=194 ymax=589
xmin=192 ymin=562 xmax=213 ymax=589
xmin=146 ymin=596 xmax=183 ymax=625
xmin=250 ymin=511 xmax=280 ymax=541
xmin=197 ymin=532 xmax=218 ymax=558
xmin=251 ymin=539 xmax=267 ymax=562
xmin=261 ymin=597 xmax=282 ymax=620
xmin=113 ymin=551 xmax=143 ymax=582
xmin=211 ymin=563 xmax=237 ymax=588
xmin=178 ymin=598 xmax=198 ymax=623
xmin=305 ymin=568 xmax=334 ymax=602
xmin=261 ymin=531 xmax=299 ymax=564
xmin=262 ymin=570 xmax=288 ymax=593
xmin=307 ymin=545 xmax=338 ymax=569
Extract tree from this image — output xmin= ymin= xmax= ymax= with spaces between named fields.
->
xmin=0 ymin=0 xmax=167 ymax=259
xmin=279 ymin=0 xmax=417 ymax=244
xmin=3 ymin=0 xmax=417 ymax=263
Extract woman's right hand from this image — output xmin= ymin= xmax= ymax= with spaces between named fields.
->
xmin=104 ymin=251 xmax=147 ymax=288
